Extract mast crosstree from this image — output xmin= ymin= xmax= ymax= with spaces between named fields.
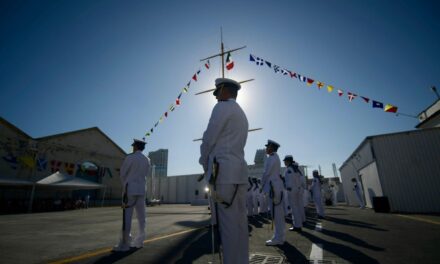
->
xmin=197 ymin=28 xmax=254 ymax=95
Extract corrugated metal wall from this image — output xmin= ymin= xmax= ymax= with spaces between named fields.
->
xmin=339 ymin=141 xmax=375 ymax=206
xmin=359 ymin=161 xmax=383 ymax=208
xmin=372 ymin=128 xmax=440 ymax=213
xmin=153 ymin=174 xmax=209 ymax=204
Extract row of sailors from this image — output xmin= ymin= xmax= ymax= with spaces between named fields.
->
xmin=246 ymin=174 xmax=309 ymax=226
xmin=246 ymin=172 xmax=325 ymax=224
xmin=248 ymin=140 xmax=326 ymax=246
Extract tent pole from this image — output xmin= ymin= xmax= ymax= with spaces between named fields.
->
xmin=28 ymin=184 xmax=35 ymax=213
xmin=101 ymin=185 xmax=107 ymax=207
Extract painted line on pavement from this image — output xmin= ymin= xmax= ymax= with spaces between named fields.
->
xmin=397 ymin=214 xmax=440 ymax=225
xmin=49 ymin=227 xmax=202 ymax=264
xmin=309 ymin=243 xmax=323 ymax=263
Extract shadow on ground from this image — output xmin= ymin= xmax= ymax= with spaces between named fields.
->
xmin=300 ymin=230 xmax=381 ymax=263
xmin=92 ymin=249 xmax=139 ymax=264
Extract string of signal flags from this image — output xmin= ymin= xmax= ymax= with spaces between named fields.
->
xmin=143 ymin=52 xmax=236 ymax=140
xmin=249 ymin=53 xmax=399 ymax=114
xmin=141 ymin=50 xmax=404 ymax=141
xmin=143 ymin=61 xmax=209 ymax=140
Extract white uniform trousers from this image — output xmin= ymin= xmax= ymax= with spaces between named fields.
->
xmin=215 ymin=184 xmax=249 ymax=264
xmin=246 ymin=190 xmax=254 ymax=216
xmin=355 ymin=190 xmax=365 ymax=208
xmin=257 ymin=192 xmax=265 ymax=214
xmin=301 ymin=189 xmax=306 ymax=223
xmin=122 ymin=195 xmax=146 ymax=245
xmin=268 ymin=182 xmax=286 ymax=243
xmin=264 ymin=194 xmax=270 ymax=213
xmin=313 ymin=192 xmax=325 ymax=217
xmin=252 ymin=190 xmax=259 ymax=215
xmin=289 ymin=189 xmax=304 ymax=228
xmin=283 ymin=189 xmax=291 ymax=216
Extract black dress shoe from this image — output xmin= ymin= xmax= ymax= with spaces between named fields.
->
xmin=289 ymin=227 xmax=302 ymax=232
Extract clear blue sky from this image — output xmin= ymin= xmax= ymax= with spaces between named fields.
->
xmin=1 ymin=0 xmax=439 ymax=177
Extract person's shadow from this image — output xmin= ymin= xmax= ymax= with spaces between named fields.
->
xmin=299 ymin=231 xmax=381 ymax=263
xmin=92 ymin=248 xmax=139 ymax=264
xmin=276 ymin=241 xmax=308 ymax=263
xmin=174 ymin=229 xmax=220 ymax=264
xmin=319 ymin=228 xmax=384 ymax=251
xmin=324 ymin=215 xmax=388 ymax=231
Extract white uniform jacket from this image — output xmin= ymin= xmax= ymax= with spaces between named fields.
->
xmin=120 ymin=150 xmax=151 ymax=196
xmin=199 ymin=99 xmax=249 ymax=185
xmin=310 ymin=177 xmax=322 ymax=198
xmin=261 ymin=152 xmax=281 ymax=194
xmin=284 ymin=166 xmax=303 ymax=192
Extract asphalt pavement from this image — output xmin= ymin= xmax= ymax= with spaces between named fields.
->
xmin=0 ymin=204 xmax=439 ymax=264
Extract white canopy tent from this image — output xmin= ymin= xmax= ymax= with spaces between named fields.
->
xmin=36 ymin=171 xmax=104 ymax=189
xmin=0 ymin=177 xmax=34 ymax=186
xmin=27 ymin=171 xmax=105 ymax=212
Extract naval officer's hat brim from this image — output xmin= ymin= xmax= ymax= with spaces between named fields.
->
xmin=265 ymin=139 xmax=280 ymax=148
xmin=131 ymin=138 xmax=147 ymax=146
xmin=283 ymin=155 xmax=294 ymax=161
xmin=213 ymin=78 xmax=241 ymax=96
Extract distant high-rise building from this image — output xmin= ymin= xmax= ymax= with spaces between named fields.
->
xmin=148 ymin=149 xmax=168 ymax=177
xmin=254 ymin=149 xmax=267 ymax=165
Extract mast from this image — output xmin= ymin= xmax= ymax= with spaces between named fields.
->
xmin=221 ymin=27 xmax=224 ymax=78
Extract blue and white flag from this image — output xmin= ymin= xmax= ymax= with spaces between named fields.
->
xmin=372 ymin=100 xmax=384 ymax=109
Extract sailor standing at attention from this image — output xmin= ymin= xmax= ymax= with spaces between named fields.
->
xmin=310 ymin=170 xmax=325 ymax=219
xmin=113 ymin=139 xmax=151 ymax=252
xmin=247 ymin=177 xmax=254 ymax=217
xmin=352 ymin=178 xmax=366 ymax=209
xmin=261 ymin=140 xmax=285 ymax=246
xmin=283 ymin=155 xmax=304 ymax=231
xmin=199 ymin=78 xmax=249 ymax=264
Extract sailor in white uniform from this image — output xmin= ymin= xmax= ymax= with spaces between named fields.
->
xmin=281 ymin=174 xmax=291 ymax=218
xmin=283 ymin=155 xmax=304 ymax=231
xmin=261 ymin=140 xmax=285 ymax=246
xmin=252 ymin=178 xmax=260 ymax=215
xmin=247 ymin=177 xmax=254 ymax=217
xmin=257 ymin=179 xmax=268 ymax=215
xmin=199 ymin=78 xmax=249 ymax=264
xmin=113 ymin=139 xmax=151 ymax=251
xmin=301 ymin=174 xmax=308 ymax=223
xmin=352 ymin=178 xmax=365 ymax=208
xmin=310 ymin=170 xmax=325 ymax=219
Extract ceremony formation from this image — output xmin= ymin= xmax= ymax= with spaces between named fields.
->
xmin=1 ymin=1 xmax=440 ymax=264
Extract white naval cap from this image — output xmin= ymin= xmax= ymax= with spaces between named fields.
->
xmin=265 ymin=139 xmax=280 ymax=148
xmin=131 ymin=138 xmax=147 ymax=147
xmin=213 ymin=78 xmax=241 ymax=96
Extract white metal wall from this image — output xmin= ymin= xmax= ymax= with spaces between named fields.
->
xmin=339 ymin=140 xmax=374 ymax=206
xmin=359 ymin=161 xmax=383 ymax=208
xmin=372 ymin=128 xmax=440 ymax=213
xmin=153 ymin=174 xmax=209 ymax=204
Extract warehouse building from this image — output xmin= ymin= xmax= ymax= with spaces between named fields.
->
xmin=0 ymin=117 xmax=126 ymax=213
xmin=339 ymin=99 xmax=440 ymax=213
xmin=340 ymin=127 xmax=440 ymax=213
